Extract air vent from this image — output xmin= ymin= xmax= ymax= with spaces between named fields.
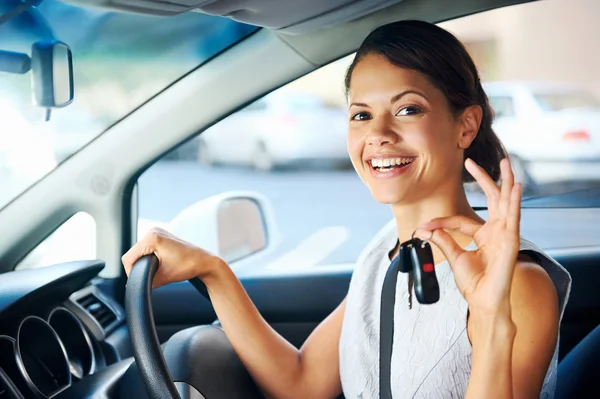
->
xmin=77 ymin=294 xmax=117 ymax=330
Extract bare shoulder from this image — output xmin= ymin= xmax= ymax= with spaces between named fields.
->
xmin=507 ymin=255 xmax=560 ymax=395
xmin=510 ymin=254 xmax=559 ymax=320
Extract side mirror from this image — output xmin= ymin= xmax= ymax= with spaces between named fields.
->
xmin=31 ymin=40 xmax=74 ymax=110
xmin=215 ymin=198 xmax=268 ymax=262
xmin=158 ymin=191 xmax=280 ymax=265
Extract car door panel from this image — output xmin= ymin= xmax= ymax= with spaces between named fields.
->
xmin=550 ymin=247 xmax=600 ymax=360
xmin=152 ymin=268 xmax=351 ymax=346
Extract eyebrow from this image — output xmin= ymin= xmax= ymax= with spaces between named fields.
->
xmin=349 ymin=89 xmax=429 ymax=108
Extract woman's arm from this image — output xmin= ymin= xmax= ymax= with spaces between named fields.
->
xmin=122 ymin=228 xmax=346 ymax=399
xmin=204 ymin=259 xmax=346 ymax=399
xmin=466 ymin=259 xmax=559 ymax=399
xmin=416 ymin=158 xmax=559 ymax=399
xmin=466 ymin=311 xmax=515 ymax=399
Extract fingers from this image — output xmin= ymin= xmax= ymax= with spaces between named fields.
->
xmin=465 ymin=158 xmax=500 ymax=218
xmin=507 ymin=183 xmax=522 ymax=233
xmin=499 ymin=158 xmax=514 ymax=217
xmin=415 ymin=228 xmax=464 ymax=266
xmin=419 ymin=215 xmax=483 ymax=237
xmin=121 ymin=243 xmax=150 ymax=277
xmin=121 ymin=228 xmax=164 ymax=276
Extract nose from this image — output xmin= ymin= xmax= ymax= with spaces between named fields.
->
xmin=365 ymin=115 xmax=398 ymax=147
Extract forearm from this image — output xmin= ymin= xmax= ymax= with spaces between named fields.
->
xmin=466 ymin=312 xmax=517 ymax=399
xmin=201 ymin=259 xmax=307 ymax=399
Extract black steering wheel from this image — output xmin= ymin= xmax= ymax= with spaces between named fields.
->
xmin=125 ymin=255 xmax=264 ymax=399
xmin=125 ymin=255 xmax=180 ymax=399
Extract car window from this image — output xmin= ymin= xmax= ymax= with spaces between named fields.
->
xmin=15 ymin=212 xmax=96 ymax=270
xmin=488 ymin=95 xmax=515 ymax=118
xmin=535 ymin=92 xmax=600 ymax=112
xmin=243 ymin=100 xmax=268 ymax=112
xmin=279 ymin=94 xmax=325 ymax=111
xmin=0 ymin=0 xmax=258 ymax=211
xmin=136 ymin=0 xmax=600 ymax=273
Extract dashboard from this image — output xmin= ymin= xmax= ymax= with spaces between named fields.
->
xmin=0 ymin=261 xmax=133 ymax=399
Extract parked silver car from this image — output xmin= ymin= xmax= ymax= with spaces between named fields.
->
xmin=197 ymin=91 xmax=349 ymax=170
xmin=485 ymin=81 xmax=600 ymax=191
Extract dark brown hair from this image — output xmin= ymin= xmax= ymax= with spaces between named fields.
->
xmin=345 ymin=20 xmax=506 ymax=182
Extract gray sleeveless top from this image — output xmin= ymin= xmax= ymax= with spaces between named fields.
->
xmin=339 ymin=219 xmax=572 ymax=399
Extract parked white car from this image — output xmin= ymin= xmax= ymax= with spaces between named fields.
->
xmin=484 ymin=81 xmax=600 ymax=190
xmin=197 ymin=90 xmax=349 ymax=170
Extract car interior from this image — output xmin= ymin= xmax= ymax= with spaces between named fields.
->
xmin=0 ymin=0 xmax=599 ymax=398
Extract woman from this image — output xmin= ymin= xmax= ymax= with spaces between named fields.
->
xmin=123 ymin=20 xmax=571 ymax=398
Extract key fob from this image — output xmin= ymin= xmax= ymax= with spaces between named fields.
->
xmin=397 ymin=241 xmax=413 ymax=273
xmin=409 ymin=239 xmax=440 ymax=304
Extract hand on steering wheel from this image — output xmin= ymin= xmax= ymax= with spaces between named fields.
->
xmin=122 ymin=227 xmax=223 ymax=289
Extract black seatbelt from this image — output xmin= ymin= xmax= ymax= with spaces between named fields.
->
xmin=379 ymin=252 xmax=403 ymax=399
xmin=379 ymin=238 xmax=440 ymax=398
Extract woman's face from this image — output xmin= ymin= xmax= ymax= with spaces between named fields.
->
xmin=347 ymin=54 xmax=475 ymax=205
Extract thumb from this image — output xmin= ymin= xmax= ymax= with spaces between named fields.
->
xmin=414 ymin=228 xmax=464 ymax=266
xmin=122 ymin=238 xmax=160 ymax=277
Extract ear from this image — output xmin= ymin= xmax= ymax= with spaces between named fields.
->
xmin=457 ymin=105 xmax=482 ymax=149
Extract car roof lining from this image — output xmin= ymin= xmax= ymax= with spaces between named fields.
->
xmin=275 ymin=0 xmax=536 ymax=65
xmin=191 ymin=0 xmax=406 ymax=33
xmin=67 ymin=0 xmax=406 ymax=32
xmin=68 ymin=0 xmax=536 ymax=66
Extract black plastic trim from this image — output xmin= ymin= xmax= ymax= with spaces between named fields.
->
xmin=54 ymin=358 xmax=134 ymax=399
xmin=0 ymin=366 xmax=24 ymax=399
xmin=48 ymin=307 xmax=96 ymax=379
xmin=15 ymin=316 xmax=71 ymax=398
xmin=65 ymin=285 xmax=125 ymax=341
xmin=0 ymin=260 xmax=104 ymax=322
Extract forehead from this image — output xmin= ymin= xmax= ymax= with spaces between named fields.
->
xmin=348 ymin=54 xmax=440 ymax=102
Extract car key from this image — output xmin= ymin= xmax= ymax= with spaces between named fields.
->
xmin=395 ymin=240 xmax=413 ymax=273
xmin=409 ymin=238 xmax=440 ymax=304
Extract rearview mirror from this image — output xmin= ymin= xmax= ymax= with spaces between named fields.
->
xmin=31 ymin=40 xmax=74 ymax=109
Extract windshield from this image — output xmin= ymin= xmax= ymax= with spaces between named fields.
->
xmin=535 ymin=92 xmax=600 ymax=112
xmin=0 ymin=0 xmax=257 ymax=210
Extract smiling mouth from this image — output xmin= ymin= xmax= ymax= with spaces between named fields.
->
xmin=369 ymin=157 xmax=416 ymax=173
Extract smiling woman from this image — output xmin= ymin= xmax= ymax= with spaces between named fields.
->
xmin=0 ymin=0 xmax=598 ymax=399
xmin=335 ymin=20 xmax=568 ymax=399
xmin=127 ymin=9 xmax=576 ymax=399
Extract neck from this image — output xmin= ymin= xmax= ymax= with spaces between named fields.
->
xmin=391 ymin=183 xmax=481 ymax=244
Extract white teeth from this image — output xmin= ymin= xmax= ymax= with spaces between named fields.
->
xmin=370 ymin=157 xmax=415 ymax=168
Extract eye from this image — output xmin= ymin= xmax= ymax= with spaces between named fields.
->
xmin=351 ymin=112 xmax=372 ymax=121
xmin=396 ymin=106 xmax=423 ymax=116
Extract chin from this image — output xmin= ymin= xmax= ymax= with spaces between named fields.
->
xmin=370 ymin=188 xmax=411 ymax=205
xmin=364 ymin=174 xmax=416 ymax=204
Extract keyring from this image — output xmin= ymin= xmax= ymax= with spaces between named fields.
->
xmin=411 ymin=228 xmax=434 ymax=243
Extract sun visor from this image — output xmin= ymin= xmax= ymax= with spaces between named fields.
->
xmin=65 ymin=0 xmax=405 ymax=33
